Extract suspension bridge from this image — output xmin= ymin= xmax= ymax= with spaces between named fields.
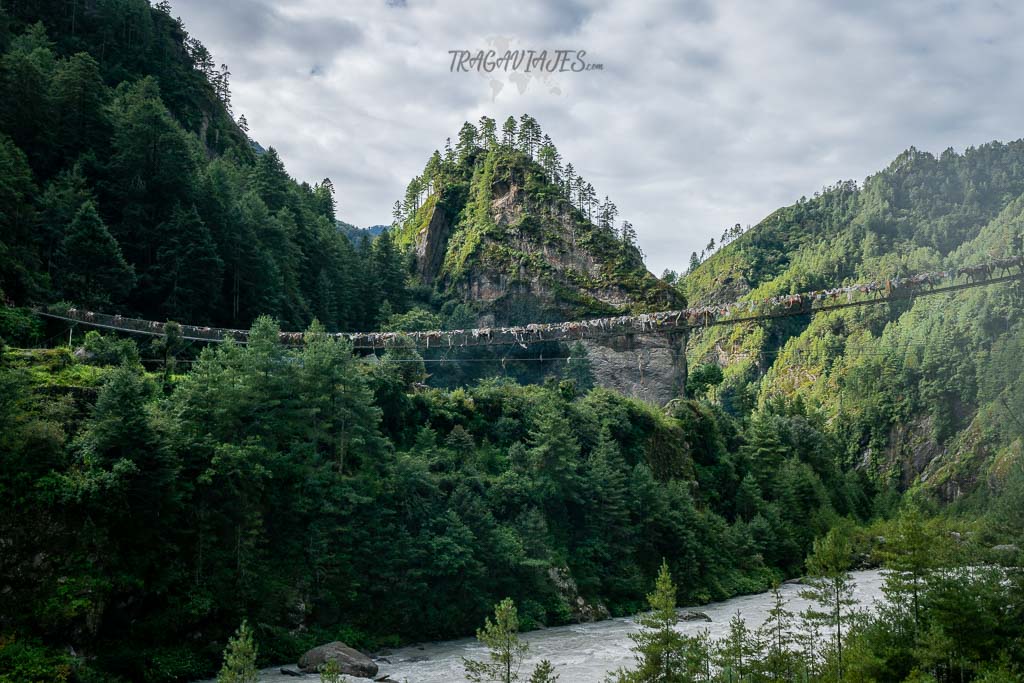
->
xmin=32 ymin=257 xmax=1024 ymax=351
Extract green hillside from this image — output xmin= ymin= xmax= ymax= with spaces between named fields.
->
xmin=0 ymin=1 xmax=408 ymax=334
xmin=682 ymin=144 xmax=1024 ymax=500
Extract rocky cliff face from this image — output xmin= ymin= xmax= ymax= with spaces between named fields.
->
xmin=398 ymin=149 xmax=685 ymax=403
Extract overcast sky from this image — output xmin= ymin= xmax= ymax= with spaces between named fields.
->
xmin=170 ymin=0 xmax=1024 ymax=275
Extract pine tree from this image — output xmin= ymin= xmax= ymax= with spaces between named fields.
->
xmin=215 ymin=63 xmax=232 ymax=113
xmin=313 ymin=178 xmax=336 ymax=222
xmin=584 ymin=182 xmax=597 ymax=219
xmin=563 ymin=163 xmax=576 ymax=202
xmin=754 ymin=585 xmax=797 ymax=680
xmin=880 ymin=507 xmax=940 ymax=632
xmin=537 ymin=137 xmax=561 ymax=182
xmin=0 ymin=133 xmax=43 ymax=301
xmin=155 ymin=204 xmax=224 ymax=322
xmin=456 ymin=121 xmax=479 ymax=162
xmin=478 ymin=115 xmax=497 ymax=148
xmin=528 ymin=399 xmax=582 ymax=503
xmin=687 ymin=252 xmax=700 ymax=274
xmin=217 ymin=620 xmax=258 ymax=683
xmin=501 ymin=116 xmax=517 ymax=148
xmin=50 ymin=51 xmax=108 ymax=158
xmin=371 ymin=230 xmax=408 ymax=314
xmin=609 ymin=560 xmax=694 ymax=682
xmin=0 ymin=23 xmax=56 ymax=163
xmin=562 ymin=341 xmax=595 ymax=392
xmin=252 ymin=147 xmax=292 ymax=212
xmin=58 ymin=200 xmax=135 ymax=308
xmin=621 ymin=221 xmax=637 ymax=248
xmin=715 ymin=612 xmax=759 ymax=682
xmin=528 ymin=660 xmax=559 ymax=682
xmin=800 ymin=523 xmax=859 ymax=680
xmin=463 ymin=598 xmax=529 ymax=683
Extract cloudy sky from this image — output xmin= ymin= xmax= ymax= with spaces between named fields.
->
xmin=171 ymin=0 xmax=1024 ymax=275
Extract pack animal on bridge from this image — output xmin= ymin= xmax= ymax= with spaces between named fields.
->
xmin=992 ymin=255 xmax=1024 ymax=277
xmin=958 ymin=263 xmax=993 ymax=284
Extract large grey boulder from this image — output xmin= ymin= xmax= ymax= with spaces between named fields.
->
xmin=298 ymin=642 xmax=379 ymax=678
xmin=679 ymin=610 xmax=711 ymax=622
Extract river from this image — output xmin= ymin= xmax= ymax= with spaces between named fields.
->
xmin=216 ymin=569 xmax=884 ymax=683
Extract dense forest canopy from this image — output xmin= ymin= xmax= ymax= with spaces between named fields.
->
xmin=0 ymin=0 xmax=411 ymax=334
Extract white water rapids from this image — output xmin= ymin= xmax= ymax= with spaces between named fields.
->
xmin=210 ymin=569 xmax=884 ymax=683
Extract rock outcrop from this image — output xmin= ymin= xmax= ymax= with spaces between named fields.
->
xmin=581 ymin=332 xmax=687 ymax=405
xmin=298 ymin=642 xmax=378 ymax=678
xmin=399 ymin=152 xmax=686 ymax=404
xmin=547 ymin=566 xmax=610 ymax=623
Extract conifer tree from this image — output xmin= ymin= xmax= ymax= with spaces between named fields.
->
xmin=217 ymin=620 xmax=258 ymax=683
xmin=800 ymin=523 xmax=859 ymax=680
xmin=58 ymin=200 xmax=135 ymax=308
xmin=754 ymin=585 xmax=797 ymax=680
xmin=456 ymin=121 xmax=479 ymax=162
xmin=715 ymin=612 xmax=758 ymax=682
xmin=50 ymin=51 xmax=108 ymax=158
xmin=621 ymin=221 xmax=637 ymax=248
xmin=687 ymin=252 xmax=700 ymax=274
xmin=478 ymin=115 xmax=497 ymax=148
xmin=0 ymin=132 xmax=43 ymax=301
xmin=501 ymin=116 xmax=517 ymax=148
xmin=609 ymin=560 xmax=694 ymax=683
xmin=155 ymin=204 xmax=224 ymax=322
xmin=528 ymin=660 xmax=559 ymax=682
xmin=880 ymin=507 xmax=940 ymax=632
xmin=463 ymin=598 xmax=529 ymax=683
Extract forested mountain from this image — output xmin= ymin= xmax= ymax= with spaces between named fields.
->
xmin=678 ymin=143 xmax=1024 ymax=504
xmin=0 ymin=0 xmax=409 ymax=334
xmin=391 ymin=114 xmax=679 ymax=325
xmin=336 ymin=221 xmax=387 ymax=244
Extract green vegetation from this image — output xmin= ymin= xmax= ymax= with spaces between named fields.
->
xmin=462 ymin=598 xmax=562 ymax=683
xmin=609 ymin=560 xmax=710 ymax=682
xmin=0 ymin=320 xmax=875 ymax=681
xmin=0 ymin=2 xmax=1022 ymax=682
xmin=216 ymin=622 xmax=258 ymax=683
xmin=606 ymin=507 xmax=1024 ymax=682
xmin=0 ymin=2 xmax=409 ymax=333
xmin=462 ymin=598 xmax=530 ymax=683
xmin=393 ymin=114 xmax=681 ymax=322
xmin=681 ymin=144 xmax=1024 ymax=502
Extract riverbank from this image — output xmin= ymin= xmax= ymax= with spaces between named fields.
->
xmin=200 ymin=570 xmax=884 ymax=683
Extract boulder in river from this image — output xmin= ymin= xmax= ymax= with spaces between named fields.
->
xmin=679 ymin=610 xmax=711 ymax=622
xmin=298 ymin=641 xmax=379 ymax=678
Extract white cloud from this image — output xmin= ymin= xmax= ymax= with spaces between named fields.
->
xmin=170 ymin=0 xmax=1024 ymax=274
